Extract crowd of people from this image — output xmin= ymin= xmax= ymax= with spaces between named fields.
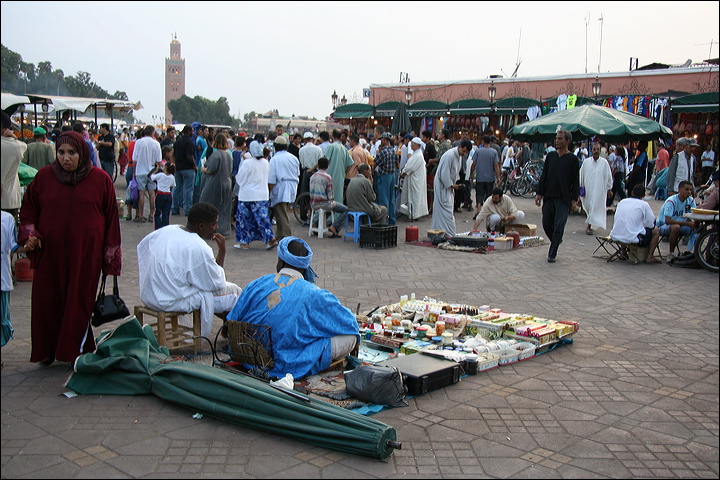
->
xmin=1 ymin=108 xmax=718 ymax=372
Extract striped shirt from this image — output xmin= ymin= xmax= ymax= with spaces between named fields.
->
xmin=309 ymin=170 xmax=335 ymax=209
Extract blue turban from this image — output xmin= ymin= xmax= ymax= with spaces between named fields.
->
xmin=249 ymin=140 xmax=264 ymax=158
xmin=278 ymin=236 xmax=316 ymax=283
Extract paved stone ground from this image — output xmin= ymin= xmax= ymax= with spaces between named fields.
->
xmin=2 ymin=182 xmax=718 ymax=479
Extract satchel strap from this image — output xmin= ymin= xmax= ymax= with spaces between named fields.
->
xmin=112 ymin=275 xmax=120 ymax=296
xmin=98 ymin=273 xmax=108 ymax=296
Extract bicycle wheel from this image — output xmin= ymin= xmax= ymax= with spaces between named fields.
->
xmin=694 ymin=228 xmax=719 ymax=273
xmin=112 ymin=161 xmax=119 ymax=183
xmin=514 ymin=176 xmax=530 ymax=196
xmin=520 ymin=176 xmax=538 ymax=198
xmin=292 ymin=191 xmax=311 ymax=225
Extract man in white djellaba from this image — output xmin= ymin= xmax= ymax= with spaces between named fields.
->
xmin=579 ymin=142 xmax=613 ymax=235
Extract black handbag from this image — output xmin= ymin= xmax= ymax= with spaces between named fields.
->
xmin=92 ymin=274 xmax=130 ymax=327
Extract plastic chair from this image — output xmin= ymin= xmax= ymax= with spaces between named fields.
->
xmin=655 ymin=187 xmax=668 ymax=201
xmin=308 ymin=208 xmax=336 ymax=238
xmin=343 ymin=212 xmax=371 ymax=243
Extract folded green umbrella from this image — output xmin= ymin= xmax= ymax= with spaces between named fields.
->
xmin=18 ymin=163 xmax=38 ymax=187
xmin=66 ymin=317 xmax=399 ymax=459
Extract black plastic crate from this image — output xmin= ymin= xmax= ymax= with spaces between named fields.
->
xmin=359 ymin=225 xmax=398 ymax=249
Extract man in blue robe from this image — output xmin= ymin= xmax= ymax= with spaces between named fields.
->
xmin=227 ymin=237 xmax=359 ymax=379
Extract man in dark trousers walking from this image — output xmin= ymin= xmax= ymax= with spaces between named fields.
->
xmin=535 ymin=129 xmax=580 ymax=263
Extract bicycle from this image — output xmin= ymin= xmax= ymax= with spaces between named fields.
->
xmin=292 ymin=191 xmax=312 ymax=225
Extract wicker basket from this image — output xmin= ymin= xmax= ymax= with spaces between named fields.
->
xmin=226 ymin=321 xmax=274 ymax=369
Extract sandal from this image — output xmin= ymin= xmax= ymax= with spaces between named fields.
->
xmin=265 ymin=239 xmax=278 ymax=250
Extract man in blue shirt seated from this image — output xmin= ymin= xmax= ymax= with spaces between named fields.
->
xmin=227 ymin=236 xmax=359 ymax=379
xmin=656 ymin=180 xmax=698 ymax=259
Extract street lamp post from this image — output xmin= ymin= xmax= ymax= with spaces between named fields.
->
xmin=488 ymin=80 xmax=497 ymax=112
xmin=340 ymin=94 xmax=347 ymax=107
xmin=331 ymin=90 xmax=338 ymax=110
xmin=405 ymin=87 xmax=413 ymax=105
xmin=592 ymin=76 xmax=602 ymax=104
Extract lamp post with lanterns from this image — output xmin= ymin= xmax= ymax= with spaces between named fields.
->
xmin=592 ymin=76 xmax=602 ymax=105
xmin=331 ymin=90 xmax=338 ymax=110
xmin=488 ymin=80 xmax=497 ymax=112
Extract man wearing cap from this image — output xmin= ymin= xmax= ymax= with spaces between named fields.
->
xmin=227 ymin=236 xmax=360 ymax=379
xmin=374 ymin=132 xmax=399 ymax=225
xmin=398 ymin=137 xmax=429 ymax=221
xmin=22 ymin=127 xmax=55 ymax=171
xmin=96 ymin=123 xmax=116 ymax=180
xmin=1 ymin=112 xmax=26 ymax=219
xmin=267 ymin=135 xmax=299 ymax=242
xmin=666 ymin=138 xmax=697 ymax=196
xmin=324 ymin=129 xmax=354 ymax=205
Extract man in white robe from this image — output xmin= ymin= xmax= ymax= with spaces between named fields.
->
xmin=579 ymin=142 xmax=613 ymax=235
xmin=137 ymin=202 xmax=242 ymax=337
xmin=430 ymin=141 xmax=472 ymax=236
xmin=398 ymin=137 xmax=429 ymax=221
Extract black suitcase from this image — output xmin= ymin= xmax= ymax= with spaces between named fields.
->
xmin=379 ymin=353 xmax=464 ymax=396
xmin=448 ymin=235 xmax=488 ymax=248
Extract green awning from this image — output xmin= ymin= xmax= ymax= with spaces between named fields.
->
xmin=408 ymin=100 xmax=447 ymax=117
xmin=671 ymin=92 xmax=719 ymax=113
xmin=449 ymin=98 xmax=491 ymax=115
xmin=494 ymin=97 xmax=540 ymax=114
xmin=332 ymin=103 xmax=374 ymax=118
xmin=375 ymin=101 xmax=401 ymax=117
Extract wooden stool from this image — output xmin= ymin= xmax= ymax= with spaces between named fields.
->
xmin=134 ymin=306 xmax=202 ymax=354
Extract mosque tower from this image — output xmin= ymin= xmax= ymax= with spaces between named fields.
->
xmin=164 ymin=33 xmax=185 ymax=125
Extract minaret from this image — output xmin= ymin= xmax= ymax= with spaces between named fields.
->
xmin=164 ymin=33 xmax=185 ymax=125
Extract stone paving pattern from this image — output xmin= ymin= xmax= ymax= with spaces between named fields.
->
xmin=1 ymin=183 xmax=718 ymax=478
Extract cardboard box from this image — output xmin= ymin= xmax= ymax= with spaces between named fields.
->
xmin=506 ymin=224 xmax=537 ymax=237
xmin=493 ymin=237 xmax=513 ymax=251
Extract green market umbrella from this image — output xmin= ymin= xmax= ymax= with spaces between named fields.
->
xmin=507 ymin=104 xmax=673 ymax=143
xmin=390 ymin=102 xmax=411 ymax=135
xmin=65 ymin=317 xmax=399 ymax=459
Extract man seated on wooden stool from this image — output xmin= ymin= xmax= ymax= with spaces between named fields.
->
xmin=227 ymin=236 xmax=359 ymax=379
xmin=610 ymin=184 xmax=662 ymax=264
xmin=137 ymin=202 xmax=242 ymax=338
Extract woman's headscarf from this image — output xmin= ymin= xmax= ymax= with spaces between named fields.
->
xmin=249 ymin=140 xmax=264 ymax=158
xmin=278 ymin=236 xmax=316 ymax=283
xmin=51 ymin=131 xmax=92 ymax=185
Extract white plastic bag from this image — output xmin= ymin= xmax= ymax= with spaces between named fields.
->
xmin=269 ymin=373 xmax=294 ymax=390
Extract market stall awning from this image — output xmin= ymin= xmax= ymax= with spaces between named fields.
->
xmin=375 ymin=101 xmax=401 ymax=117
xmin=494 ymin=97 xmax=540 ymax=115
xmin=332 ymin=103 xmax=373 ymax=118
xmin=449 ymin=98 xmax=491 ymax=115
xmin=671 ymin=91 xmax=719 ymax=113
xmin=408 ymin=100 xmax=447 ymax=117
xmin=24 ymin=94 xmax=142 ymax=113
xmin=507 ymin=104 xmax=672 ymax=143
xmin=1 ymin=93 xmax=30 ymax=112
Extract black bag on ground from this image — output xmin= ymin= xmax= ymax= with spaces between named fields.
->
xmin=344 ymin=365 xmax=408 ymax=407
xmin=92 ymin=274 xmax=130 ymax=327
xmin=668 ymin=251 xmax=701 ymax=269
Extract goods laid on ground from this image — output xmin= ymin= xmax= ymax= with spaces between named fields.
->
xmin=357 ymin=294 xmax=578 ymax=395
